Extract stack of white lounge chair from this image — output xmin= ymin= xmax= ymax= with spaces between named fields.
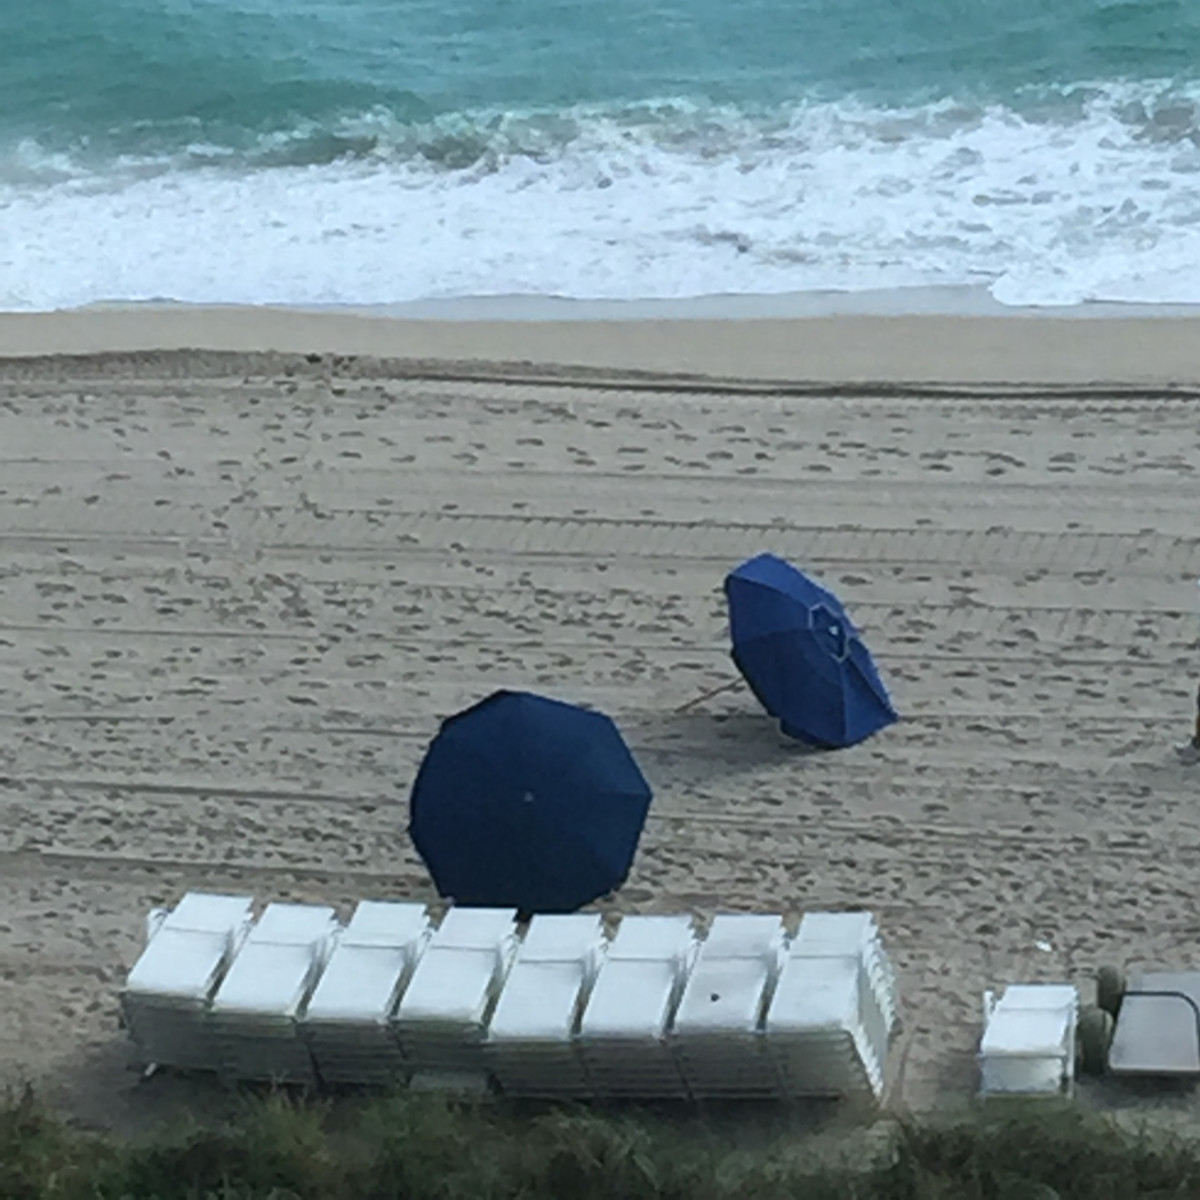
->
xmin=671 ymin=913 xmax=788 ymax=1099
xmin=393 ymin=907 xmax=519 ymax=1093
xmin=766 ymin=911 xmax=898 ymax=1102
xmin=978 ymin=984 xmax=1078 ymax=1097
xmin=119 ymin=894 xmax=902 ymax=1105
xmin=121 ymin=891 xmax=254 ymax=1072
xmin=578 ymin=915 xmax=698 ymax=1099
xmin=209 ymin=902 xmax=340 ymax=1085
xmin=794 ymin=912 xmax=898 ymax=1044
xmin=487 ymin=913 xmax=608 ymax=1098
xmin=302 ymin=901 xmax=433 ymax=1087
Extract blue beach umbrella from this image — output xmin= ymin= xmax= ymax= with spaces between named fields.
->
xmin=724 ymin=553 xmax=897 ymax=748
xmin=409 ymin=689 xmax=652 ymax=914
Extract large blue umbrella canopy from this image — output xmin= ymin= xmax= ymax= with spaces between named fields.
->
xmin=724 ymin=553 xmax=897 ymax=748
xmin=409 ymin=689 xmax=652 ymax=913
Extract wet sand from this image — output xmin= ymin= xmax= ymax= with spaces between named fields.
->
xmin=8 ymin=302 xmax=1200 ymax=384
xmin=1 ymin=317 xmax=1199 ymax=1127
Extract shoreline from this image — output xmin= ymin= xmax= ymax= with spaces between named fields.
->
xmin=81 ymin=286 xmax=1200 ymax=320
xmin=4 ymin=296 xmax=1200 ymax=385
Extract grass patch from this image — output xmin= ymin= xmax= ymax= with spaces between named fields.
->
xmin=3 ymin=1088 xmax=1200 ymax=1199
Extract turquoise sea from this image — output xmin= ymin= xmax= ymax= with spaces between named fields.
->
xmin=4 ymin=0 xmax=1200 ymax=309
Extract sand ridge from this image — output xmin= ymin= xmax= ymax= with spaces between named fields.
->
xmin=6 ymin=305 xmax=1200 ymax=385
xmin=0 ymin=351 xmax=1198 ymax=1123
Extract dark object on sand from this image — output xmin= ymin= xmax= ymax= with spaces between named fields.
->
xmin=1176 ymin=682 xmax=1200 ymax=764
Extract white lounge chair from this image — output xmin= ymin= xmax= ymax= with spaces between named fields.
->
xmin=487 ymin=913 xmax=608 ymax=1098
xmin=790 ymin=911 xmax=898 ymax=1040
xmin=302 ymin=901 xmax=432 ymax=1087
xmin=121 ymin=892 xmax=254 ymax=1073
xmin=767 ymin=912 xmax=898 ymax=1103
xmin=767 ymin=957 xmax=881 ymax=1100
xmin=578 ymin=915 xmax=698 ymax=1098
xmin=671 ymin=914 xmax=788 ymax=1099
xmin=979 ymin=984 xmax=1078 ymax=1097
xmin=394 ymin=907 xmax=518 ymax=1093
xmin=209 ymin=902 xmax=340 ymax=1085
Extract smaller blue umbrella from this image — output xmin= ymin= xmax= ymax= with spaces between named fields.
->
xmin=409 ymin=689 xmax=652 ymax=914
xmin=724 ymin=553 xmax=897 ymax=748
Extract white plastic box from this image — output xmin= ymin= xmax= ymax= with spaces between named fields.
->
xmin=978 ymin=984 xmax=1078 ymax=1097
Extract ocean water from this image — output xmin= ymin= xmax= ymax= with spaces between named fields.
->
xmin=4 ymin=0 xmax=1200 ymax=310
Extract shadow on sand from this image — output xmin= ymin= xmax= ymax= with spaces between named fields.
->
xmin=625 ymin=703 xmax=834 ymax=791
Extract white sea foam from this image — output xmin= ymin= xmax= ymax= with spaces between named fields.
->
xmin=3 ymin=85 xmax=1200 ymax=310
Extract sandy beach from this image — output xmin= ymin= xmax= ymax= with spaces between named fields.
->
xmin=1 ymin=307 xmax=1200 ymax=1128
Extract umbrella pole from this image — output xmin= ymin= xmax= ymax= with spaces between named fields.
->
xmin=1192 ymin=577 xmax=1200 ymax=749
xmin=675 ymin=678 xmax=742 ymax=714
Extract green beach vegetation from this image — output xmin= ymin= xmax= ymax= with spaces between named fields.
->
xmin=3 ymin=1087 xmax=1200 ymax=1200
